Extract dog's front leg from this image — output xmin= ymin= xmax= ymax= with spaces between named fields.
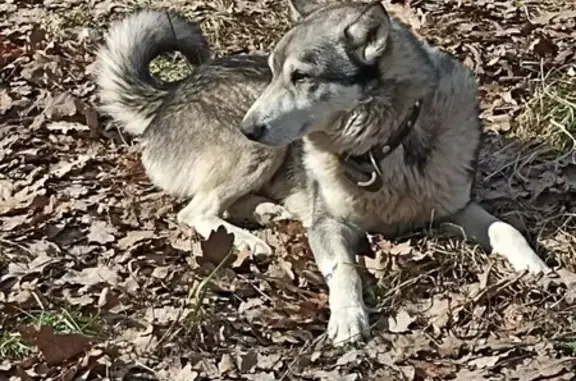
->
xmin=446 ymin=202 xmax=551 ymax=274
xmin=309 ymin=216 xmax=370 ymax=345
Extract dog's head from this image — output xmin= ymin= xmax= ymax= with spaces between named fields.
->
xmin=241 ymin=0 xmax=393 ymax=146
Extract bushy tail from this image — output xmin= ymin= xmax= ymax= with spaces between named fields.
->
xmin=95 ymin=10 xmax=210 ymax=135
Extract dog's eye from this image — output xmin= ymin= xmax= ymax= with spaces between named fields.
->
xmin=291 ymin=70 xmax=311 ymax=83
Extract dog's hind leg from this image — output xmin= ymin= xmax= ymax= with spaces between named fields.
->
xmin=445 ymin=202 xmax=551 ymax=274
xmin=177 ymin=192 xmax=274 ymax=256
xmin=308 ymin=216 xmax=370 ymax=345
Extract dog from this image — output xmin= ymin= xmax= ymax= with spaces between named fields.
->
xmin=95 ymin=1 xmax=551 ymax=346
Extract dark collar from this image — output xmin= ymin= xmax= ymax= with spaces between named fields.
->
xmin=340 ymin=99 xmax=422 ymax=192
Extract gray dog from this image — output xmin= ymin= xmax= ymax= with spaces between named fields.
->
xmin=95 ymin=0 xmax=550 ymax=345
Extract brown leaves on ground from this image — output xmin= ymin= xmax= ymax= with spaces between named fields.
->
xmin=18 ymin=325 xmax=95 ymax=366
xmin=1 ymin=0 xmax=576 ymax=380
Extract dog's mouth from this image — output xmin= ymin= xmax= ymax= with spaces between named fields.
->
xmin=257 ymin=121 xmax=311 ymax=146
xmin=298 ymin=122 xmax=311 ymax=137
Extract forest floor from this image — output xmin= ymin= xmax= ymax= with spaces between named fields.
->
xmin=1 ymin=0 xmax=576 ymax=380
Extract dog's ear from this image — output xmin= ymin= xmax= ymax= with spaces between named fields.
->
xmin=287 ymin=0 xmax=325 ymax=22
xmin=344 ymin=2 xmax=391 ymax=65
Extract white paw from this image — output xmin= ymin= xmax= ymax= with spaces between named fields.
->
xmin=253 ymin=202 xmax=295 ymax=225
xmin=488 ymin=221 xmax=551 ymax=275
xmin=327 ymin=304 xmax=369 ymax=346
xmin=177 ymin=210 xmax=273 ymax=256
xmin=232 ymin=230 xmax=273 ymax=256
xmin=508 ymin=253 xmax=551 ymax=275
xmin=176 ymin=209 xmax=193 ymax=226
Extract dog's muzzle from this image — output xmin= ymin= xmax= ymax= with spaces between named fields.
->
xmin=241 ymin=122 xmax=267 ymax=142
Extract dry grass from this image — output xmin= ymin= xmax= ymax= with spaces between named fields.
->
xmin=149 ymin=54 xmax=192 ymax=83
xmin=518 ymin=64 xmax=576 ymax=151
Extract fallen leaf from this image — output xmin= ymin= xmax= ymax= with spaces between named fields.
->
xmin=173 ymin=364 xmax=199 ymax=381
xmin=43 ymin=92 xmax=78 ymax=120
xmin=218 ymin=353 xmax=235 ymax=375
xmin=336 ymin=349 xmax=360 ymax=366
xmin=144 ymin=306 xmax=190 ymax=325
xmin=58 ymin=264 xmax=120 ymax=290
xmin=0 ymin=90 xmax=13 ymax=114
xmin=117 ymin=230 xmax=155 ymax=250
xmin=256 ymin=353 xmax=282 ymax=370
xmin=119 ymin=327 xmax=157 ymax=355
xmin=198 ymin=225 xmax=234 ymax=264
xmin=388 ymin=309 xmax=415 ymax=333
xmin=46 ymin=121 xmax=90 ymax=134
xmin=87 ymin=220 xmax=117 ymax=244
xmin=469 ymin=355 xmax=501 ymax=369
xmin=237 ymin=351 xmax=258 ymax=373
xmin=18 ymin=325 xmax=94 ymax=366
xmin=389 ymin=241 xmax=412 ymax=256
xmin=512 ymin=357 xmax=576 ymax=381
xmin=245 ymin=373 xmax=276 ymax=381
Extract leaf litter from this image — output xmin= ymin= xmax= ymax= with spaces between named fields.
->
xmin=1 ymin=0 xmax=576 ymax=379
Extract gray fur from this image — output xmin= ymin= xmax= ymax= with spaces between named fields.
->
xmin=96 ymin=3 xmax=550 ymax=347
xmin=242 ymin=0 xmax=551 ymax=344
xmin=96 ymin=11 xmax=297 ymax=255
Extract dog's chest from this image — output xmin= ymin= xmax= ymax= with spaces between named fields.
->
xmin=304 ymin=151 xmax=400 ymax=228
xmin=304 ymin=149 xmax=471 ymax=230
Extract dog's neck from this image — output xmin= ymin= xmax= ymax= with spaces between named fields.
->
xmin=304 ymin=95 xmax=423 ymax=188
xmin=338 ymin=99 xmax=422 ymax=192
xmin=305 ymin=78 xmax=432 ymax=192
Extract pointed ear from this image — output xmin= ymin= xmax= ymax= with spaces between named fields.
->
xmin=344 ymin=3 xmax=391 ymax=65
xmin=287 ymin=0 xmax=325 ymax=22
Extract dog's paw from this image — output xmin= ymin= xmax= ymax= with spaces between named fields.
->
xmin=253 ymin=202 xmax=295 ymax=225
xmin=327 ymin=305 xmax=370 ymax=346
xmin=509 ymin=254 xmax=551 ymax=275
xmin=488 ymin=221 xmax=552 ymax=275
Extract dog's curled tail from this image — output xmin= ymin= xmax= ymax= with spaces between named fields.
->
xmin=95 ymin=10 xmax=210 ymax=136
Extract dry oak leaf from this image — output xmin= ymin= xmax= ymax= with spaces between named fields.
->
xmin=18 ymin=325 xmax=94 ymax=366
xmin=58 ymin=264 xmax=120 ymax=291
xmin=117 ymin=230 xmax=155 ymax=250
xmin=172 ymin=363 xmax=199 ymax=381
xmin=513 ymin=357 xmax=576 ymax=381
xmin=198 ymin=225 xmax=234 ymax=264
xmin=336 ymin=349 xmax=361 ymax=366
xmin=468 ymin=355 xmax=501 ymax=370
xmin=245 ymin=373 xmax=275 ymax=381
xmin=43 ymin=92 xmax=78 ymax=120
xmin=256 ymin=353 xmax=282 ymax=371
xmin=237 ymin=351 xmax=258 ymax=373
xmin=158 ymin=362 xmax=199 ymax=381
xmin=218 ymin=353 xmax=236 ymax=375
xmin=388 ymin=309 xmax=415 ymax=333
xmin=87 ymin=220 xmax=117 ymax=244
xmin=0 ymin=89 xmax=13 ymax=114
xmin=0 ymin=179 xmax=14 ymax=201
xmin=120 ymin=328 xmax=158 ymax=355
xmin=144 ymin=306 xmax=191 ymax=325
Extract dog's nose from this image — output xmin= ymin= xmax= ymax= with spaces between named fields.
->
xmin=242 ymin=123 xmax=267 ymax=142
